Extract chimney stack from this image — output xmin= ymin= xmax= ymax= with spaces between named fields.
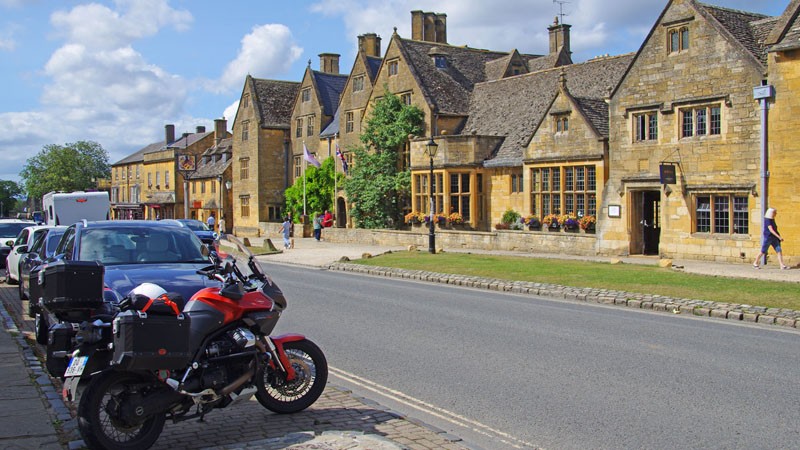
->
xmin=165 ymin=124 xmax=175 ymax=145
xmin=358 ymin=33 xmax=382 ymax=57
xmin=214 ymin=118 xmax=227 ymax=146
xmin=196 ymin=125 xmax=206 ymax=134
xmin=319 ymin=53 xmax=340 ymax=74
xmin=411 ymin=10 xmax=447 ymax=44
xmin=548 ymin=16 xmax=571 ymax=56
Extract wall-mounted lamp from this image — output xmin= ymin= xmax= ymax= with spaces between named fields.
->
xmin=663 ymin=185 xmax=672 ymax=197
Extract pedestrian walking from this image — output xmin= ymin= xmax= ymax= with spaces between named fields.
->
xmin=207 ymin=212 xmax=216 ymax=231
xmin=313 ymin=213 xmax=323 ymax=241
xmin=753 ymin=207 xmax=789 ymax=269
xmin=279 ymin=217 xmax=292 ymax=249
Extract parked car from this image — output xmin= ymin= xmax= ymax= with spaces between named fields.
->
xmin=162 ymin=218 xmax=218 ymax=245
xmin=33 ymin=220 xmax=220 ymax=344
xmin=5 ymin=225 xmax=57 ymax=285
xmin=1 ymin=219 xmax=34 ymax=274
xmin=19 ymin=226 xmax=67 ymax=301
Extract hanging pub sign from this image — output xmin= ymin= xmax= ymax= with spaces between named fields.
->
xmin=659 ymin=164 xmax=676 ymax=184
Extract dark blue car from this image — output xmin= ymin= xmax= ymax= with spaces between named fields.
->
xmin=162 ymin=219 xmax=218 ymax=245
xmin=33 ymin=220 xmax=220 ymax=344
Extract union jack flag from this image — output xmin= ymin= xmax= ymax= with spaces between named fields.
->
xmin=336 ymin=144 xmax=348 ymax=174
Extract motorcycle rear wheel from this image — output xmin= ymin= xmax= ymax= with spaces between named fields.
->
xmin=78 ymin=371 xmax=166 ymax=450
xmin=256 ymin=338 xmax=328 ymax=414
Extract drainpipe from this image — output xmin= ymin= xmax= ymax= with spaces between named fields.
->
xmin=753 ymin=81 xmax=774 ymax=265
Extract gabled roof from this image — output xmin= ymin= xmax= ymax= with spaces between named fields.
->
xmin=699 ymin=2 xmax=774 ymax=66
xmin=395 ymin=37 xmax=510 ymax=116
xmin=767 ymin=0 xmax=800 ymax=52
xmin=366 ymin=56 xmax=383 ymax=81
xmin=113 ymin=141 xmax=162 ymax=166
xmin=466 ymin=53 xmax=633 ymax=168
xmin=250 ymin=77 xmax=301 ymax=129
xmin=310 ymin=70 xmax=348 ymax=118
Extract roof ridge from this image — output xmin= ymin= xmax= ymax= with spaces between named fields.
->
xmin=697 ymin=2 xmax=769 ymax=20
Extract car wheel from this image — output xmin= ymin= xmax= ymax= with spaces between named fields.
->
xmin=18 ymin=264 xmax=27 ymax=300
xmin=5 ymin=266 xmax=17 ymax=285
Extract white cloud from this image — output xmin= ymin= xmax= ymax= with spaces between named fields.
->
xmin=216 ymin=24 xmax=303 ymax=93
xmin=223 ymin=99 xmax=240 ymax=127
xmin=0 ymin=36 xmax=14 ymax=51
xmin=50 ymin=0 xmax=192 ymax=50
xmin=0 ymin=0 xmax=196 ymax=180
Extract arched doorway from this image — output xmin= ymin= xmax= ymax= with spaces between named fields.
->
xmin=336 ymin=197 xmax=347 ymax=228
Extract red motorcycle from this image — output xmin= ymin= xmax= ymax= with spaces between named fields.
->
xmin=60 ymin=236 xmax=327 ymax=450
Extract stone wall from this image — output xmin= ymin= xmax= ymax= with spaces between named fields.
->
xmin=319 ymin=226 xmax=597 ymax=255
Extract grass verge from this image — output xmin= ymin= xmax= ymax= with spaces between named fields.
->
xmin=350 ymin=251 xmax=800 ymax=311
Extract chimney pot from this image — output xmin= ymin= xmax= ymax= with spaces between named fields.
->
xmin=165 ymin=124 xmax=175 ymax=145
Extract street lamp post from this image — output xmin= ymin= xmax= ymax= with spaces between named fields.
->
xmin=425 ymin=137 xmax=439 ymax=254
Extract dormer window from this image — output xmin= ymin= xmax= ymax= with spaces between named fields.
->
xmin=434 ymin=55 xmax=447 ymax=68
xmin=388 ymin=59 xmax=399 ymax=76
xmin=554 ymin=114 xmax=569 ymax=133
xmin=301 ymin=88 xmax=311 ymax=102
xmin=352 ymin=75 xmax=364 ymax=93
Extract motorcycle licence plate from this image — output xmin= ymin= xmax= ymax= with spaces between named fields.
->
xmin=64 ymin=356 xmax=88 ymax=377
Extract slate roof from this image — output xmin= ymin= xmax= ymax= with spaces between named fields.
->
xmin=366 ymin=56 xmax=383 ymax=80
xmin=311 ymin=71 xmax=348 ymax=118
xmin=168 ymin=131 xmax=212 ymax=149
xmin=320 ymin=107 xmax=340 ymax=138
xmin=113 ymin=141 xmax=162 ymax=166
xmin=699 ymin=2 xmax=773 ymax=66
xmin=251 ymin=77 xmax=300 ymax=129
xmin=397 ymin=38 xmax=511 ymax=116
xmin=768 ymin=0 xmax=800 ymax=52
xmin=194 ymin=138 xmax=233 ymax=179
xmin=466 ymin=53 xmax=633 ymax=168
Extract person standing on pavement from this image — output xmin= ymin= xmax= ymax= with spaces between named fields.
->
xmin=217 ymin=215 xmax=226 ymax=237
xmin=313 ymin=213 xmax=323 ymax=241
xmin=207 ymin=212 xmax=216 ymax=231
xmin=279 ymin=217 xmax=292 ymax=249
xmin=753 ymin=208 xmax=789 ymax=269
xmin=322 ymin=210 xmax=333 ymax=228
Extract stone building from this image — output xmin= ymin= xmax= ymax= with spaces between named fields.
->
xmin=110 ymin=144 xmax=152 ymax=220
xmin=764 ymin=1 xmax=800 ymax=266
xmin=289 ymin=57 xmax=347 ymax=185
xmin=231 ymin=76 xmax=299 ymax=236
xmin=183 ymin=119 xmax=232 ymax=226
xmin=601 ymin=0 xmax=776 ymax=262
xmin=141 ymin=125 xmax=216 ymax=220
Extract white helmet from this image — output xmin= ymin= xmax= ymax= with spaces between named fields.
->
xmin=130 ymin=282 xmax=167 ymax=299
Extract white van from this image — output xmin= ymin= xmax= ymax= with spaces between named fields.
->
xmin=42 ymin=191 xmax=110 ymax=226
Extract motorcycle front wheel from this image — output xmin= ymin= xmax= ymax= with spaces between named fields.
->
xmin=256 ymin=338 xmax=328 ymax=414
xmin=77 ymin=371 xmax=166 ymax=450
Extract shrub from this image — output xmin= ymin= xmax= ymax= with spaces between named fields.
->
xmin=501 ymin=209 xmax=521 ymax=224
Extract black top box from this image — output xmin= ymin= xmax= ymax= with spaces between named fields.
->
xmin=41 ymin=260 xmax=105 ymax=321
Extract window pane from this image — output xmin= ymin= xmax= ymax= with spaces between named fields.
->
xmin=671 ymin=31 xmax=679 ymax=52
xmin=587 ymin=166 xmax=596 ymax=191
xmin=681 ymin=28 xmax=689 ymax=50
xmin=733 ymin=196 xmax=748 ymax=234
xmin=564 ymin=167 xmax=574 ymax=192
xmin=648 ymin=114 xmax=658 ymax=140
xmin=714 ymin=196 xmax=729 ymax=234
xmin=696 ymin=196 xmax=711 ymax=232
xmin=710 ymin=106 xmax=721 ymax=135
xmin=682 ymin=110 xmax=693 ymax=137
xmin=576 ymin=167 xmax=584 ymax=191
xmin=696 ymin=108 xmax=707 ymax=136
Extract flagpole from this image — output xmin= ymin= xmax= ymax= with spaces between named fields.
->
xmin=303 ymin=141 xmax=307 ymax=217
xmin=334 ymin=134 xmax=338 ymax=221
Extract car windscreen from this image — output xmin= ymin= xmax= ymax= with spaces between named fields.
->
xmin=0 ymin=223 xmax=30 ymax=240
xmin=79 ymin=227 xmax=209 ymax=265
xmin=182 ymin=221 xmax=210 ymax=231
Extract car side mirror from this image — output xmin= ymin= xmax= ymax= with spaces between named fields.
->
xmin=4 ymin=240 xmax=13 ymax=247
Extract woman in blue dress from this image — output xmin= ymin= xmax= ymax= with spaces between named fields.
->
xmin=753 ymin=208 xmax=789 ymax=269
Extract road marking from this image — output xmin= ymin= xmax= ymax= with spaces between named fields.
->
xmin=329 ymin=366 xmax=539 ymax=449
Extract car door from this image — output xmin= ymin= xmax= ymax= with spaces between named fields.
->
xmin=7 ymin=228 xmax=30 ymax=281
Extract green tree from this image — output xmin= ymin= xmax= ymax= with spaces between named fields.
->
xmin=0 ymin=180 xmax=21 ymax=218
xmin=20 ymin=141 xmax=111 ymax=201
xmin=344 ymin=88 xmax=424 ymax=228
xmin=284 ymin=157 xmax=340 ymax=221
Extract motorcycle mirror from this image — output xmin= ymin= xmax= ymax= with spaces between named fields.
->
xmin=224 ymin=261 xmax=234 ymax=275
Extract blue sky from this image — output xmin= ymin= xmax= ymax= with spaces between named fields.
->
xmin=0 ymin=0 xmax=787 ymax=183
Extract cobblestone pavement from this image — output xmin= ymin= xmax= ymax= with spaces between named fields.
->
xmin=0 ymin=281 xmax=467 ymax=450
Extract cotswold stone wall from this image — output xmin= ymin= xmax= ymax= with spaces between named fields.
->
xmin=320 ymin=227 xmax=597 ymax=255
